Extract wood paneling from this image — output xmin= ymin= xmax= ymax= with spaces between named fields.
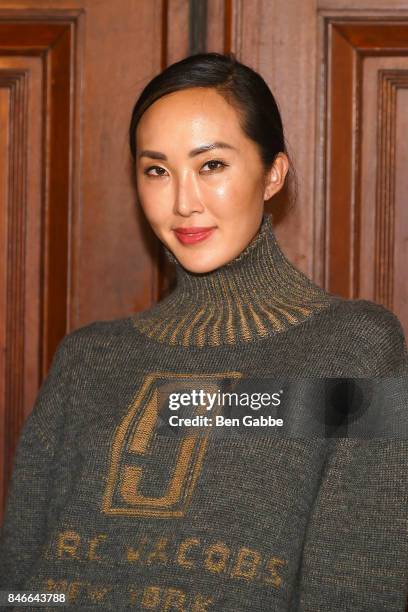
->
xmin=321 ymin=17 xmax=408 ymax=337
xmin=165 ymin=0 xmax=189 ymax=65
xmin=360 ymin=59 xmax=408 ymax=335
xmin=76 ymin=2 xmax=163 ymax=324
xmin=325 ymin=23 xmax=357 ymax=297
xmin=0 ymin=64 xmax=32 ymax=513
xmin=0 ymin=13 xmax=82 ymax=519
xmin=207 ymin=0 xmax=323 ymax=282
xmin=375 ymin=70 xmax=408 ymax=306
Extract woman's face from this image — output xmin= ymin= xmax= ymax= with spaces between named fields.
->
xmin=135 ymin=87 xmax=288 ymax=273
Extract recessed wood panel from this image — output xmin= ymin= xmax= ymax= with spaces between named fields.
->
xmin=322 ymin=17 xmax=408 ymax=340
xmin=360 ymin=58 xmax=408 ymax=334
xmin=0 ymin=56 xmax=46 ymax=415
xmin=0 ymin=14 xmax=82 ymax=372
xmin=0 ymin=12 xmax=82 ymax=522
xmin=0 ymin=57 xmax=43 ymax=516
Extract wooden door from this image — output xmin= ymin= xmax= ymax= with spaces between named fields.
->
xmin=1 ymin=0 xmax=407 ymax=527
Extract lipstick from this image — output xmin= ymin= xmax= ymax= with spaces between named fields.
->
xmin=173 ymin=226 xmax=216 ymax=245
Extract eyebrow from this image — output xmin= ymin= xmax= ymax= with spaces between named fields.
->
xmin=138 ymin=141 xmax=236 ymax=160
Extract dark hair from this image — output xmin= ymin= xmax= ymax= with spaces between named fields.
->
xmin=129 ymin=52 xmax=297 ymax=202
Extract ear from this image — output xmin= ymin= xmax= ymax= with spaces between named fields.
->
xmin=263 ymin=153 xmax=290 ymax=201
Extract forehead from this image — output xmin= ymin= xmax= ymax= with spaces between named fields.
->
xmin=136 ymin=87 xmax=245 ymax=146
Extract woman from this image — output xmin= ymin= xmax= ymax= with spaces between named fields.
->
xmin=1 ymin=53 xmax=407 ymax=611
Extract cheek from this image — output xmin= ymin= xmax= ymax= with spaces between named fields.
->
xmin=137 ymin=182 xmax=167 ymax=220
xmin=205 ymin=182 xmax=232 ymax=202
xmin=199 ymin=170 xmax=263 ymax=210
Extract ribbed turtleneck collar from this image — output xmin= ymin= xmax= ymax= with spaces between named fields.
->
xmin=131 ymin=214 xmax=337 ymax=347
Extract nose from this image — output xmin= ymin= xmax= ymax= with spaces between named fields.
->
xmin=173 ymin=172 xmax=204 ymax=216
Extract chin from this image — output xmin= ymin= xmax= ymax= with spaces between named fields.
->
xmin=176 ymin=257 xmax=215 ymax=274
xmin=177 ymin=252 xmax=234 ymax=274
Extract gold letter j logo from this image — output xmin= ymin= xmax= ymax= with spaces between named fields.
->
xmin=102 ymin=372 xmax=241 ymax=518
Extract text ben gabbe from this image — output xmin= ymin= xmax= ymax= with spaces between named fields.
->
xmin=166 ymin=389 xmax=284 ymax=428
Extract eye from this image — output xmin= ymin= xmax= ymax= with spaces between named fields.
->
xmin=144 ymin=165 xmax=168 ymax=177
xmin=200 ymin=159 xmax=228 ymax=173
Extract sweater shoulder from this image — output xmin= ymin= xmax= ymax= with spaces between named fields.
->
xmin=22 ymin=320 xmax=132 ymax=445
xmin=327 ymin=297 xmax=407 ymax=374
xmin=330 ymin=297 xmax=405 ymax=337
xmin=57 ymin=315 xmax=135 ymax=355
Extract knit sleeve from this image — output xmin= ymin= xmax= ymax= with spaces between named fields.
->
xmin=293 ymin=437 xmax=408 ymax=611
xmin=293 ymin=306 xmax=408 ymax=611
xmin=0 ymin=334 xmax=72 ymax=590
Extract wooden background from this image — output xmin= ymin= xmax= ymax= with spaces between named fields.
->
xmin=0 ymin=0 xmax=407 ymax=538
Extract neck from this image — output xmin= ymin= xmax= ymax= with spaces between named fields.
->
xmin=132 ymin=214 xmax=337 ymax=347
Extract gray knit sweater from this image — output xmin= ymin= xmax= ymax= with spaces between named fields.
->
xmin=1 ymin=214 xmax=407 ymax=611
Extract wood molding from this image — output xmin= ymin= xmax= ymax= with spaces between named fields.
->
xmin=0 ymin=10 xmax=83 ymax=368
xmin=0 ymin=69 xmax=29 ymax=516
xmin=319 ymin=16 xmax=408 ymax=299
xmin=375 ymin=70 xmax=408 ymax=308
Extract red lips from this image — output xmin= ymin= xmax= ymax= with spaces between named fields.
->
xmin=174 ymin=226 xmax=214 ymax=234
xmin=173 ymin=226 xmax=216 ymax=245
